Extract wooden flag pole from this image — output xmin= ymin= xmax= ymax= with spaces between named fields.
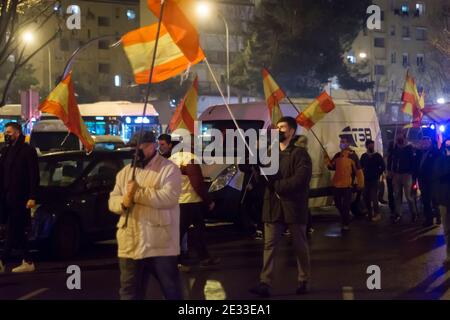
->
xmin=124 ymin=0 xmax=166 ymax=228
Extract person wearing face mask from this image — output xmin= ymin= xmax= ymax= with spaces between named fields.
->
xmin=0 ymin=122 xmax=39 ymax=274
xmin=158 ymin=134 xmax=174 ymax=158
xmin=432 ymin=139 xmax=450 ymax=267
xmin=417 ymin=136 xmax=440 ymax=227
xmin=387 ymin=134 xmax=418 ymax=224
xmin=249 ymin=117 xmax=312 ymax=298
xmin=325 ymin=137 xmax=364 ymax=233
xmin=109 ymin=131 xmax=183 ymax=300
xmin=360 ymin=140 xmax=385 ymax=222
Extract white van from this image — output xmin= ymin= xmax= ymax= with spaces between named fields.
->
xmin=198 ymin=100 xmax=383 ymax=219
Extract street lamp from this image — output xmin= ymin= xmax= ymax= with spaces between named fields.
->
xmin=22 ymin=31 xmax=34 ymax=44
xmin=359 ymin=52 xmax=367 ymax=59
xmin=196 ymin=1 xmax=230 ymax=103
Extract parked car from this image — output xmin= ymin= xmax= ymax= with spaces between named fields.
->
xmin=92 ymin=135 xmax=126 ymax=150
xmin=30 ymin=148 xmax=134 ymax=259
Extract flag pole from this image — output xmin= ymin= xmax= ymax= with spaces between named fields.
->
xmin=284 ymin=95 xmax=329 ymax=157
xmin=124 ymin=0 xmax=166 ymax=228
xmin=204 ymin=58 xmax=281 ymax=199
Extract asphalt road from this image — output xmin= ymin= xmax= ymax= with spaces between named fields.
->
xmin=0 ymin=204 xmax=449 ymax=300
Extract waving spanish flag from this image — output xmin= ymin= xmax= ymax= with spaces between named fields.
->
xmin=262 ymin=68 xmax=285 ymax=125
xmin=122 ymin=23 xmax=205 ymax=84
xmin=169 ymin=76 xmax=198 ymax=134
xmin=296 ymin=92 xmax=336 ymax=129
xmin=147 ymin=0 xmax=203 ymax=62
xmin=401 ymin=72 xmax=422 ymax=116
xmin=38 ymin=73 xmax=95 ymax=151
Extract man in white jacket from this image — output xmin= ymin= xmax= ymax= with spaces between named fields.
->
xmin=109 ymin=131 xmax=182 ymax=300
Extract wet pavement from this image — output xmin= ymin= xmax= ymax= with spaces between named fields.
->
xmin=0 ymin=204 xmax=449 ymax=300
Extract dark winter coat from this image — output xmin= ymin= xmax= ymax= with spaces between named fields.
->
xmin=262 ymin=138 xmax=312 ymax=225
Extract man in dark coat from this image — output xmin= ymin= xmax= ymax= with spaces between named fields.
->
xmin=249 ymin=116 xmax=312 ymax=297
xmin=433 ymin=139 xmax=450 ymax=267
xmin=0 ymin=122 xmax=39 ymax=273
xmin=417 ymin=136 xmax=440 ymax=227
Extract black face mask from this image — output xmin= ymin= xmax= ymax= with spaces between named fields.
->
xmin=137 ymin=149 xmax=145 ymax=161
xmin=397 ymin=139 xmax=404 ymax=146
xmin=279 ymin=131 xmax=287 ymax=142
xmin=4 ymin=134 xmax=13 ymax=146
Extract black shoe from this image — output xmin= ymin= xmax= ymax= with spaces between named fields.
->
xmin=296 ymin=281 xmax=308 ymax=295
xmin=392 ymin=215 xmax=401 ymax=224
xmin=412 ymin=215 xmax=418 ymax=223
xmin=249 ymin=282 xmax=271 ymax=298
xmin=341 ymin=226 xmax=350 ymax=234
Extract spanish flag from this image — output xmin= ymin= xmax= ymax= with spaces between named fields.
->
xmin=169 ymin=76 xmax=198 ymax=134
xmin=296 ymin=92 xmax=336 ymax=129
xmin=122 ymin=23 xmax=205 ymax=84
xmin=401 ymin=72 xmax=422 ymax=116
xmin=147 ymin=0 xmax=203 ymax=62
xmin=38 ymin=73 xmax=95 ymax=151
xmin=404 ymin=89 xmax=425 ymax=128
xmin=262 ymin=68 xmax=285 ymax=125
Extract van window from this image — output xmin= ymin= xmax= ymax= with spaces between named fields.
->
xmin=200 ymin=120 xmax=265 ymax=159
xmin=31 ymin=132 xmax=80 ymax=152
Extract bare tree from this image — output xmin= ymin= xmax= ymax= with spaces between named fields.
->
xmin=0 ymin=0 xmax=63 ymax=107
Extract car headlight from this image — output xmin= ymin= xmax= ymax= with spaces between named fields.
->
xmin=208 ymin=165 xmax=238 ymax=193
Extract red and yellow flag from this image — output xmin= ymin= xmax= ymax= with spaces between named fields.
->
xmin=122 ymin=23 xmax=205 ymax=84
xmin=401 ymin=72 xmax=422 ymax=116
xmin=404 ymin=89 xmax=425 ymax=128
xmin=38 ymin=73 xmax=95 ymax=151
xmin=147 ymin=0 xmax=203 ymax=62
xmin=169 ymin=76 xmax=198 ymax=134
xmin=296 ymin=92 xmax=336 ymax=129
xmin=262 ymin=68 xmax=285 ymax=125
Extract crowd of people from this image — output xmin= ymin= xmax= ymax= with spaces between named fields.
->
xmin=0 ymin=119 xmax=449 ymax=300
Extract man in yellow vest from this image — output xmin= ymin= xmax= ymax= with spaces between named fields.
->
xmin=170 ymin=144 xmax=219 ymax=269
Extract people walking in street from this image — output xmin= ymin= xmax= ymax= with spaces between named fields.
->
xmin=109 ymin=131 xmax=183 ymax=300
xmin=169 ymin=137 xmax=219 ymax=269
xmin=432 ymin=138 xmax=450 ymax=267
xmin=386 ymin=141 xmax=396 ymax=214
xmin=387 ymin=134 xmax=418 ymax=223
xmin=325 ymin=136 xmax=364 ymax=232
xmin=249 ymin=116 xmax=312 ymax=298
xmin=417 ymin=136 xmax=440 ymax=227
xmin=158 ymin=133 xmax=174 ymax=158
xmin=360 ymin=139 xmax=385 ymax=222
xmin=0 ymin=122 xmax=39 ymax=274
xmin=296 ymin=135 xmax=314 ymax=235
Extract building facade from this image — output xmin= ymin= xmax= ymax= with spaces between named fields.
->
xmin=336 ymin=0 xmax=448 ymax=125
xmin=28 ymin=0 xmax=141 ymax=102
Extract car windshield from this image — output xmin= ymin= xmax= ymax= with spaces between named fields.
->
xmin=31 ymin=132 xmax=80 ymax=152
xmin=39 ymin=159 xmax=87 ymax=187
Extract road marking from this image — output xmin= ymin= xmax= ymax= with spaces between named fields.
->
xmin=342 ymin=286 xmax=354 ymax=300
xmin=17 ymin=288 xmax=49 ymax=300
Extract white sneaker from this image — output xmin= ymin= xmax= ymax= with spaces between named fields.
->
xmin=0 ymin=261 xmax=5 ymax=273
xmin=11 ymin=260 xmax=35 ymax=273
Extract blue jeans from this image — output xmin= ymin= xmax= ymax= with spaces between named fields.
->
xmin=119 ymin=256 xmax=183 ymax=300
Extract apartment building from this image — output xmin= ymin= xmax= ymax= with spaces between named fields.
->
xmin=336 ymin=0 xmax=447 ymax=124
xmin=28 ymin=0 xmax=141 ymax=101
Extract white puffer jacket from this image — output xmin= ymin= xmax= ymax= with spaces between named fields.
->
xmin=108 ymin=154 xmax=182 ymax=260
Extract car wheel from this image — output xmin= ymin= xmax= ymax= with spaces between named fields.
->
xmin=51 ymin=214 xmax=81 ymax=260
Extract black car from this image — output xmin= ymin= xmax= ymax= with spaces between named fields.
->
xmin=30 ymin=148 xmax=134 ymax=259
